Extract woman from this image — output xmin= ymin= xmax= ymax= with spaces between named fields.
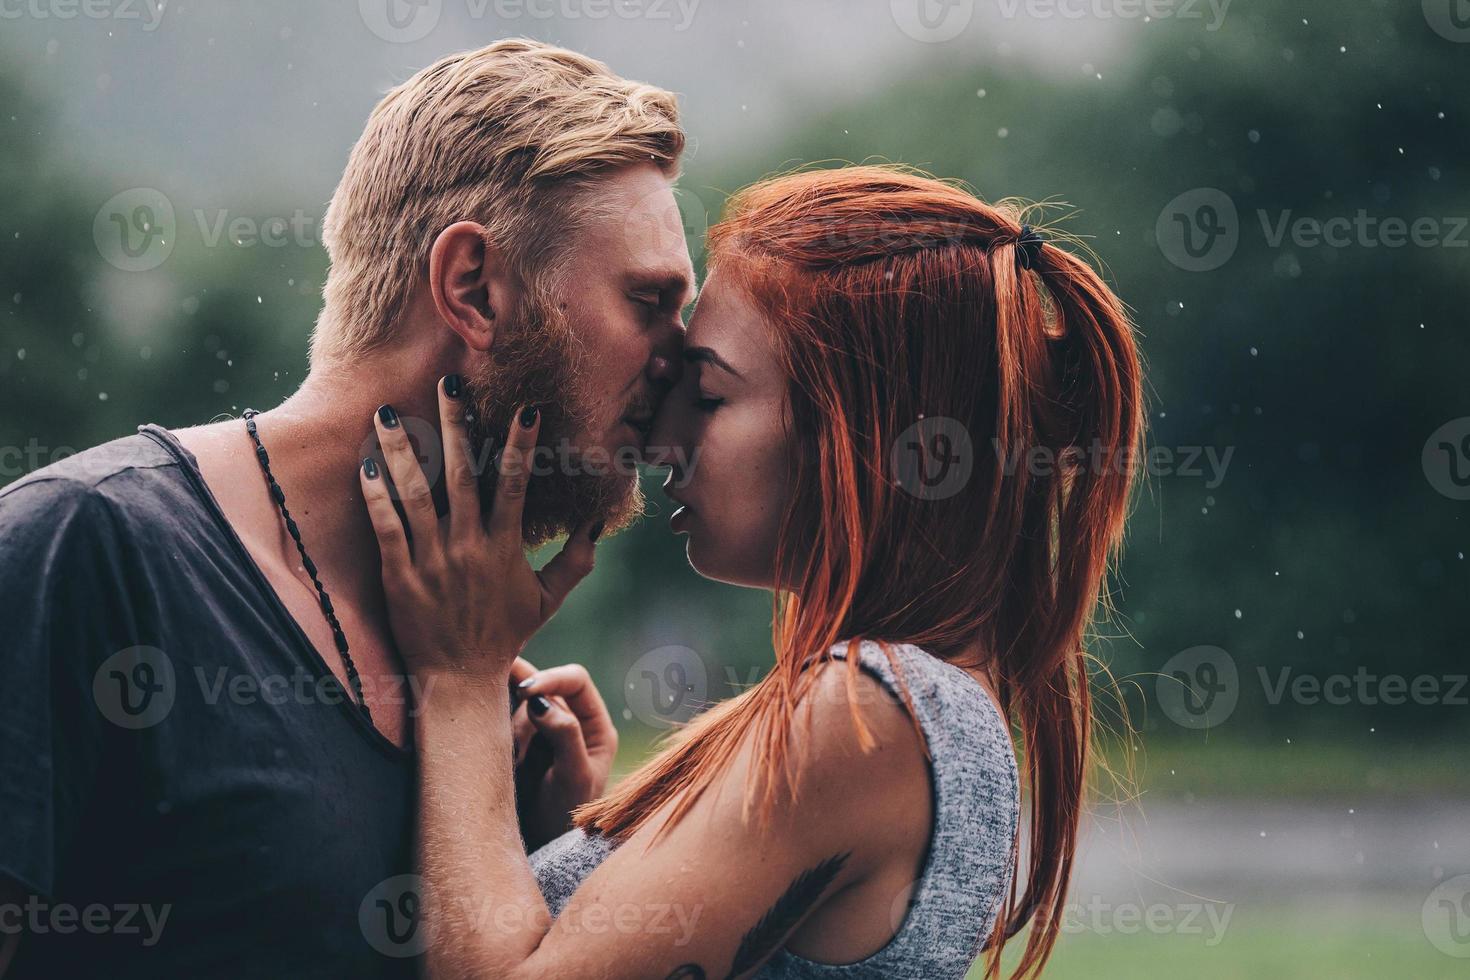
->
xmin=361 ymin=166 xmax=1142 ymax=978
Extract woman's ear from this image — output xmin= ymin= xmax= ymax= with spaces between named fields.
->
xmin=427 ymin=221 xmax=524 ymax=352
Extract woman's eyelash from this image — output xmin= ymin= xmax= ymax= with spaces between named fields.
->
xmin=694 ymin=396 xmax=724 ymax=412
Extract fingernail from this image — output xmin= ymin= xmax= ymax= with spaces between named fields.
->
xmin=444 ymin=374 xmax=462 ymax=399
xmin=528 ymin=695 xmax=551 ymax=717
xmin=589 ymin=520 xmax=605 ymax=542
xmin=362 ymin=457 xmax=379 ymax=479
xmin=517 ymin=676 xmax=538 ymax=690
xmin=377 ymin=404 xmax=400 ymax=429
xmin=519 ymin=404 xmax=539 ymax=429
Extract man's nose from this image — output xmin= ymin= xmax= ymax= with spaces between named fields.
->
xmin=646 ymin=332 xmax=685 ymax=393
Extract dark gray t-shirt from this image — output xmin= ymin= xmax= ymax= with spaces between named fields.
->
xmin=0 ymin=425 xmax=418 ymax=978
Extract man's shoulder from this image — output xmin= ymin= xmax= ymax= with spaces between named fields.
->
xmin=0 ymin=427 xmax=186 ymax=529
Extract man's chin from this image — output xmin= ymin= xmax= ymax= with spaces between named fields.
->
xmin=517 ymin=472 xmax=644 ymax=550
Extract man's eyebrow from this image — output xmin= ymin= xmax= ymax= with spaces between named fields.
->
xmin=626 ymin=267 xmax=697 ymax=308
xmin=683 ymin=346 xmax=743 ymax=379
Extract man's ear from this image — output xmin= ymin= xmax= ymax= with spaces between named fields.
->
xmin=427 ymin=221 xmax=524 ymax=352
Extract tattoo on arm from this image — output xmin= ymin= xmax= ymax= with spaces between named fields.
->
xmin=660 ymin=851 xmax=850 ymax=980
xmin=723 ymin=851 xmax=851 ymax=979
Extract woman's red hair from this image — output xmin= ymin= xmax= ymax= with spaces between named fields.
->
xmin=573 ymin=165 xmax=1143 ymax=978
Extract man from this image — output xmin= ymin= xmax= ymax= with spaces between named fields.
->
xmin=0 ymin=39 xmax=694 ymax=977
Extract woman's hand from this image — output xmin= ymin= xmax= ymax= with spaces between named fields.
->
xmin=360 ymin=378 xmax=601 ymax=685
xmin=509 ymin=657 xmax=619 ymax=850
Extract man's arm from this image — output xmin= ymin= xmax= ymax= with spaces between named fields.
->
xmin=0 ymin=479 xmax=133 ymax=969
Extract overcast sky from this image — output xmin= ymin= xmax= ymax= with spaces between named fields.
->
xmin=3 ymin=0 xmax=1140 ymax=207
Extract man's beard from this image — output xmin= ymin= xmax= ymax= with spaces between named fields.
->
xmin=463 ymin=290 xmax=645 ymax=548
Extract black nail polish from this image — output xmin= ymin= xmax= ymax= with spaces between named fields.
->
xmin=444 ymin=374 xmax=462 ymax=399
xmin=519 ymin=405 xmax=539 ymax=429
xmin=528 ymin=695 xmax=551 ymax=717
xmin=362 ymin=457 xmax=379 ymax=479
xmin=517 ymin=676 xmax=537 ymax=689
xmin=377 ymin=404 xmax=400 ymax=429
xmin=589 ymin=520 xmax=605 ymax=542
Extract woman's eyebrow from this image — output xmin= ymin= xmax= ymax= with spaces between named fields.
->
xmin=682 ymin=346 xmax=743 ymax=379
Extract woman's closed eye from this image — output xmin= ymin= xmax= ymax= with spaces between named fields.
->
xmin=694 ymin=393 xmax=724 ymax=412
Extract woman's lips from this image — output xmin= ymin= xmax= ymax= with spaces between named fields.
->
xmin=669 ymin=505 xmax=691 ymax=533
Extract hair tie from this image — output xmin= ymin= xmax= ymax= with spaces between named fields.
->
xmin=1015 ymin=224 xmax=1045 ymax=271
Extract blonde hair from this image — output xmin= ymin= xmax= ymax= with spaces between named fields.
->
xmin=311 ymin=39 xmax=684 ymax=362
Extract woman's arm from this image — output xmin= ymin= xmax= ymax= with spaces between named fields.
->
xmin=415 ymin=659 xmax=896 ymax=980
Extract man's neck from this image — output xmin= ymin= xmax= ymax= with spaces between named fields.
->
xmin=229 ymin=353 xmax=446 ymax=615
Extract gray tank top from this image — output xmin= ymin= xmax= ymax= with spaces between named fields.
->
xmin=530 ymin=640 xmax=1021 ymax=978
